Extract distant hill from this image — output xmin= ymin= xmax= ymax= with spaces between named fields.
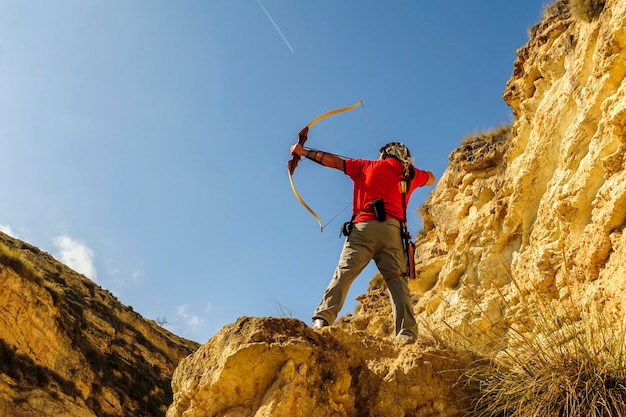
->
xmin=0 ymin=231 xmax=199 ymax=417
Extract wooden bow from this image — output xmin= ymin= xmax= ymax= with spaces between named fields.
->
xmin=287 ymin=100 xmax=363 ymax=231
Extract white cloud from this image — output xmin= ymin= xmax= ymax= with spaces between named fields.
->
xmin=173 ymin=302 xmax=231 ymax=342
xmin=160 ymin=304 xmax=216 ymax=342
xmin=204 ymin=301 xmax=213 ymax=313
xmin=0 ymin=224 xmax=16 ymax=237
xmin=53 ymin=235 xmax=97 ymax=281
xmin=176 ymin=304 xmax=203 ymax=331
xmin=130 ymin=269 xmax=142 ymax=284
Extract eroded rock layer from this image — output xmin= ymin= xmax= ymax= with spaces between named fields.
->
xmin=412 ymin=0 xmax=626 ymax=341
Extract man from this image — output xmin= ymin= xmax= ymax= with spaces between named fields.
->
xmin=289 ymin=141 xmax=436 ymax=341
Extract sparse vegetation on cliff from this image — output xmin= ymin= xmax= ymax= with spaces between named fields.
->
xmin=572 ymin=0 xmax=606 ymax=21
xmin=539 ymin=0 xmax=604 ymax=23
xmin=459 ymin=124 xmax=512 ymax=148
xmin=449 ymin=123 xmax=512 ymax=172
xmin=0 ymin=242 xmax=42 ymax=285
xmin=464 ymin=306 xmax=626 ymax=415
xmin=428 ymin=265 xmax=626 ymax=416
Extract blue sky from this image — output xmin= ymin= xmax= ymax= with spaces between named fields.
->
xmin=0 ymin=1 xmax=548 ymax=343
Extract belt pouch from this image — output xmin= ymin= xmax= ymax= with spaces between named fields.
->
xmin=371 ymin=199 xmax=386 ymax=221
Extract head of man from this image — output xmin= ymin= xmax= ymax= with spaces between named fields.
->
xmin=379 ymin=142 xmax=413 ymax=164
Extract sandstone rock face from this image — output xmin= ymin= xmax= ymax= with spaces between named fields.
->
xmin=167 ymin=317 xmax=473 ymax=417
xmin=0 ymin=232 xmax=199 ymax=417
xmin=412 ymin=0 xmax=626 ymax=342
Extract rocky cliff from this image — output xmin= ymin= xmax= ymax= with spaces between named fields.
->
xmin=167 ymin=0 xmax=626 ymax=416
xmin=0 ymin=231 xmax=199 ymax=417
xmin=167 ymin=316 xmax=474 ymax=417
xmin=410 ymin=0 xmax=626 ymax=343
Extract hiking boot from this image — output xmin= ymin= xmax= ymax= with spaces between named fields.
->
xmin=396 ymin=334 xmax=416 ymax=343
xmin=312 ymin=318 xmax=328 ymax=329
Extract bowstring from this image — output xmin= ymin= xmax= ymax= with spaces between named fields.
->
xmin=319 ymin=100 xmax=380 ymax=232
xmin=359 ymin=100 xmax=380 ymax=151
xmin=321 ymin=201 xmax=352 ymax=232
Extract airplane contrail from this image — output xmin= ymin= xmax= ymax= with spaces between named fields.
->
xmin=256 ymin=0 xmax=295 ymax=54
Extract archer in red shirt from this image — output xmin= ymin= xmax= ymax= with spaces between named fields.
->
xmin=290 ymin=141 xmax=435 ymax=342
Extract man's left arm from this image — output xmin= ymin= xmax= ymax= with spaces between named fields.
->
xmin=290 ymin=143 xmax=345 ymax=171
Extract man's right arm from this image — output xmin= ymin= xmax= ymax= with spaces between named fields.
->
xmin=424 ymin=171 xmax=436 ymax=186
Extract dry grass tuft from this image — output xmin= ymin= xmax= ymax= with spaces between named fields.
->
xmin=460 ymin=124 xmax=512 ymax=148
xmin=420 ymin=255 xmax=626 ymax=416
xmin=449 ymin=124 xmax=512 ymax=172
xmin=465 ymin=307 xmax=626 ymax=416
xmin=0 ymin=242 xmax=42 ymax=285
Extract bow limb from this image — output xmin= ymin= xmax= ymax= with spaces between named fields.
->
xmin=287 ymin=99 xmax=363 ymax=231
xmin=288 ymin=167 xmax=323 ymax=231
xmin=305 ymin=99 xmax=363 ymax=129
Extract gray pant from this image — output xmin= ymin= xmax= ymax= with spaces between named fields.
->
xmin=312 ymin=219 xmax=417 ymax=338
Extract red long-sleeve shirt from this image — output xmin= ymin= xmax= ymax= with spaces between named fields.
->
xmin=345 ymin=158 xmax=430 ymax=223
